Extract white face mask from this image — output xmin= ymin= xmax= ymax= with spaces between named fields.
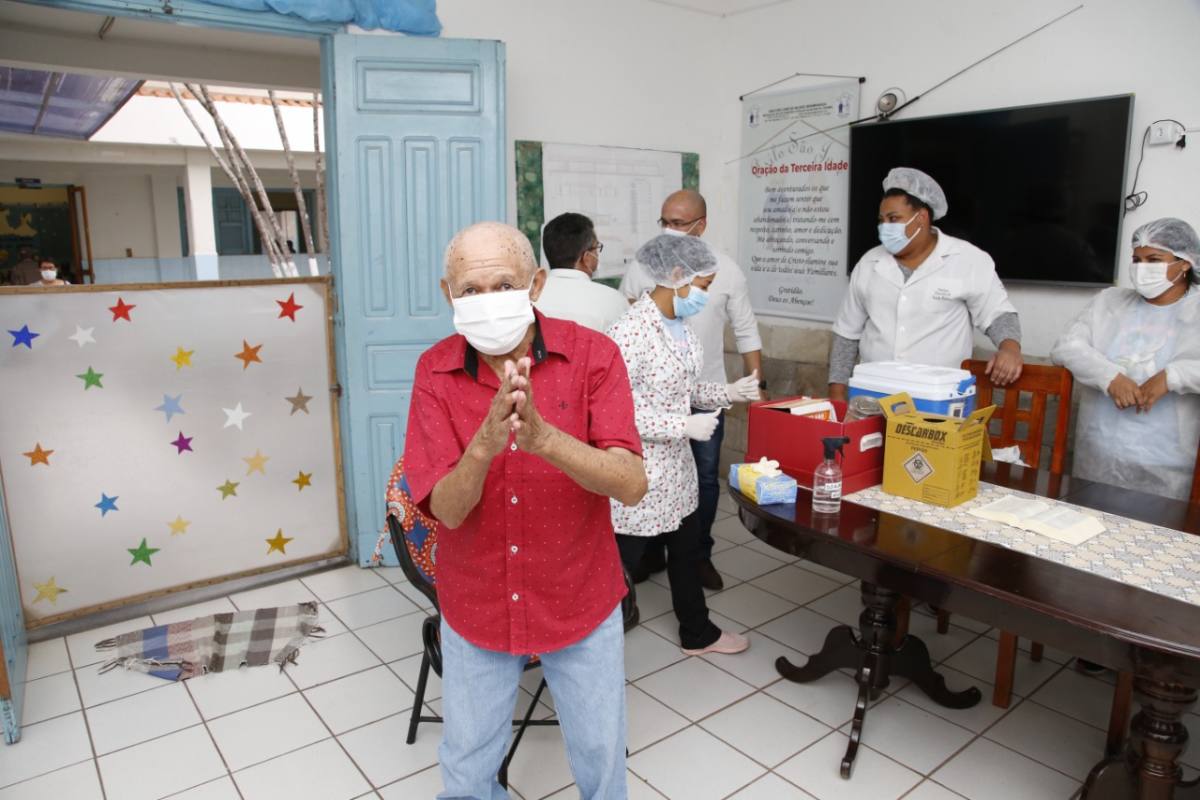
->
xmin=1131 ymin=259 xmax=1185 ymax=300
xmin=40 ymin=269 xmax=57 ymax=281
xmin=450 ymin=287 xmax=535 ymax=356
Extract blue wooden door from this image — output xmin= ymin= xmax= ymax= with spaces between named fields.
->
xmin=0 ymin=487 xmax=26 ymax=744
xmin=325 ymin=34 xmax=506 ymax=563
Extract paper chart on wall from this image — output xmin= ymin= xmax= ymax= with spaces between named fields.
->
xmin=0 ymin=280 xmax=345 ymax=624
xmin=540 ymin=143 xmax=683 ymax=280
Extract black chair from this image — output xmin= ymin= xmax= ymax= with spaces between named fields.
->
xmin=385 ymin=458 xmax=560 ymax=788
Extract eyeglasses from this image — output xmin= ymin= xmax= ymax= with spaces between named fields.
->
xmin=588 ymin=242 xmax=605 ymax=254
xmin=658 ymin=216 xmax=705 ymax=230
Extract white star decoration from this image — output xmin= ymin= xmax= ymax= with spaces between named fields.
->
xmin=222 ymin=402 xmax=252 ymax=430
xmin=69 ymin=325 xmax=95 ymax=348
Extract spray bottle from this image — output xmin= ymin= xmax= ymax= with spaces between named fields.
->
xmin=813 ymin=436 xmax=851 ymax=514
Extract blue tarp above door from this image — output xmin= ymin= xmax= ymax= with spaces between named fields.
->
xmin=195 ymin=0 xmax=441 ymax=35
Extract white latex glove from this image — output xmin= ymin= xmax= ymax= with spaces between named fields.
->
xmin=683 ymin=409 xmax=721 ymax=442
xmin=726 ymin=369 xmax=762 ymax=403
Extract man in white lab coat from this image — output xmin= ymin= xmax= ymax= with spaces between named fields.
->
xmin=620 ymin=190 xmax=763 ymax=591
xmin=534 ymin=212 xmax=632 ymax=333
xmin=829 ymin=167 xmax=1023 ymax=401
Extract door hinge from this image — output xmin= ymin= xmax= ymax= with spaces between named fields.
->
xmin=331 ymin=383 xmax=343 ymax=397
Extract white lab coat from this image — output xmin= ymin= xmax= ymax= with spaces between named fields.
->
xmin=533 ymin=268 xmax=631 ymax=333
xmin=832 ymin=230 xmax=1017 ymax=368
xmin=606 ymin=294 xmax=730 ymax=536
xmin=620 ymin=248 xmax=763 ymax=384
xmin=1050 ymin=286 xmax=1200 ymax=500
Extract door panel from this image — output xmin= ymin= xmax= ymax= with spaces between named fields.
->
xmin=0 ymin=487 xmax=27 ymax=744
xmin=326 ymin=34 xmax=506 ymax=563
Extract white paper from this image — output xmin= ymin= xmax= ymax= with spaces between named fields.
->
xmin=541 ymin=143 xmax=683 ymax=280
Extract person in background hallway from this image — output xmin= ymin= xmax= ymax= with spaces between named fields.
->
xmin=1051 ymin=217 xmax=1200 ymax=501
xmin=534 ymin=212 xmax=631 ymax=333
xmin=829 ymin=167 xmax=1023 ymax=400
xmin=403 ymin=222 xmax=647 ymax=799
xmin=608 ymin=232 xmax=759 ymax=656
xmin=32 ymin=259 xmax=69 ymax=286
xmin=620 ymin=189 xmax=763 ymax=591
xmin=10 ymin=247 xmax=40 ymax=285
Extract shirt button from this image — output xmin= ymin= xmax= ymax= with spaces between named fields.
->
xmin=510 ymin=545 xmax=519 ymax=554
xmin=511 ymin=593 xmax=519 ymax=601
xmin=510 ymin=443 xmax=517 ymax=451
xmin=510 ymin=495 xmax=518 ymax=505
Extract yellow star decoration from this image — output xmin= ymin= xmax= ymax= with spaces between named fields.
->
xmin=266 ymin=529 xmax=294 ymax=554
xmin=24 ymin=442 xmax=53 ymax=466
xmin=217 ymin=479 xmax=239 ymax=499
xmin=292 ymin=470 xmax=312 ymax=491
xmin=243 ymin=449 xmax=270 ymax=475
xmin=170 ymin=346 xmax=194 ymax=370
xmin=168 ymin=515 xmax=191 ymax=535
xmin=33 ymin=577 xmax=67 ymax=604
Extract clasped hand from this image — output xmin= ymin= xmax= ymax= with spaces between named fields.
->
xmin=472 ymin=358 xmax=554 ymax=459
xmin=1107 ymin=371 xmax=1169 ymax=414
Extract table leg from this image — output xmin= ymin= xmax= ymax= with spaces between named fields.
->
xmin=1083 ymin=676 xmax=1200 ymax=800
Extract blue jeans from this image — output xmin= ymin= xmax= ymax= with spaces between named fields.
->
xmin=689 ymin=405 xmax=725 ymax=559
xmin=438 ymin=604 xmax=627 ymax=800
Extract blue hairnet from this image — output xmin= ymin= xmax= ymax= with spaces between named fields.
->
xmin=1132 ymin=217 xmax=1200 ymax=273
xmin=635 ymin=234 xmax=718 ymax=288
xmin=883 ymin=167 xmax=949 ymax=220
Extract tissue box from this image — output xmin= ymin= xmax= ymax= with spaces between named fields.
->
xmin=728 ymin=463 xmax=798 ymax=505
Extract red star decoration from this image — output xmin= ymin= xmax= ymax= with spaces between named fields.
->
xmin=235 ymin=340 xmax=263 ymax=369
xmin=276 ymin=293 xmax=303 ymax=322
xmin=109 ymin=297 xmax=136 ymax=322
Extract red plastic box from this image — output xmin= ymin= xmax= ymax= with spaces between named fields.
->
xmin=744 ymin=399 xmax=885 ymax=495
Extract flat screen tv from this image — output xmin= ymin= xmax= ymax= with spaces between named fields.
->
xmin=847 ymin=95 xmax=1133 ymax=286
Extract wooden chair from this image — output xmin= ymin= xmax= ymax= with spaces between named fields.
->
xmin=958 ymin=359 xmax=1073 ymax=708
xmin=1191 ymin=442 xmax=1200 ymax=506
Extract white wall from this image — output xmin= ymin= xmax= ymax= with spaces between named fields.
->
xmin=711 ymin=0 xmax=1200 ymax=356
xmin=438 ymin=0 xmax=723 ymax=224
xmin=443 ymin=0 xmax=1199 ymax=357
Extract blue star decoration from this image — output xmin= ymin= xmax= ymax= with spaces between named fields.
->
xmin=95 ymin=493 xmax=119 ymax=517
xmin=155 ymin=394 xmax=185 ymax=423
xmin=8 ymin=324 xmax=39 ymax=349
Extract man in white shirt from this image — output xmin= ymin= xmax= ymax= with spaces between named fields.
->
xmin=829 ymin=167 xmax=1023 ymax=401
xmin=620 ymin=190 xmax=763 ymax=590
xmin=534 ymin=213 xmax=631 ymax=333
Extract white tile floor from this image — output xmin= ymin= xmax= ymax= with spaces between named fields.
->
xmin=4 ymin=507 xmax=1187 ymax=799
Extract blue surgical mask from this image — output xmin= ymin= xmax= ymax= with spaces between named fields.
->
xmin=673 ymin=285 xmax=709 ymax=318
xmin=877 ymin=212 xmax=920 ymax=255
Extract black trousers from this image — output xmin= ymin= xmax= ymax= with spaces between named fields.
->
xmin=616 ymin=512 xmax=721 ymax=651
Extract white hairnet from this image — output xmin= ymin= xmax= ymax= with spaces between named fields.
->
xmin=635 ymin=234 xmax=718 ymax=288
xmin=1132 ymin=217 xmax=1200 ymax=274
xmin=883 ymin=167 xmax=948 ymax=220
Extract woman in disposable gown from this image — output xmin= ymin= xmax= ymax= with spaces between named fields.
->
xmin=1051 ymin=217 xmax=1200 ymax=500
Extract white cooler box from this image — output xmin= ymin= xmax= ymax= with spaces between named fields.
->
xmin=849 ymin=361 xmax=977 ymax=418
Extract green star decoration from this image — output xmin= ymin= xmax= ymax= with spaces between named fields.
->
xmin=128 ymin=538 xmax=160 ymax=566
xmin=217 ymin=479 xmax=239 ymax=499
xmin=76 ymin=366 xmax=104 ymax=390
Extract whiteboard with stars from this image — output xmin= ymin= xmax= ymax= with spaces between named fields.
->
xmin=0 ymin=278 xmax=346 ymax=626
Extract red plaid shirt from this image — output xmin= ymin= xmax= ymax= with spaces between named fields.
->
xmin=403 ymin=313 xmax=642 ymax=654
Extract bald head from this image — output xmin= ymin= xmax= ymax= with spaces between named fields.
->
xmin=660 ymin=190 xmax=708 ymax=236
xmin=441 ymin=221 xmax=545 ymax=301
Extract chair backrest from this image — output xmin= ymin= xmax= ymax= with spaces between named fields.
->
xmin=961 ymin=360 xmax=1073 ymax=474
xmin=1191 ymin=444 xmax=1200 ymax=506
xmin=384 ymin=457 xmax=440 ymax=610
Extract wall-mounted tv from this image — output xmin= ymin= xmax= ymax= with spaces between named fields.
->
xmin=848 ymin=94 xmax=1133 ymax=286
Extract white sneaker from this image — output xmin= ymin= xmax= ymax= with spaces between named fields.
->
xmin=682 ymin=630 xmax=750 ymax=656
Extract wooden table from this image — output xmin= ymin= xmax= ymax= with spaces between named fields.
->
xmin=732 ymin=463 xmax=1200 ymax=799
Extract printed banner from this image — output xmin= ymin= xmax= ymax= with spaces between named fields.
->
xmin=739 ymin=80 xmax=859 ymax=321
